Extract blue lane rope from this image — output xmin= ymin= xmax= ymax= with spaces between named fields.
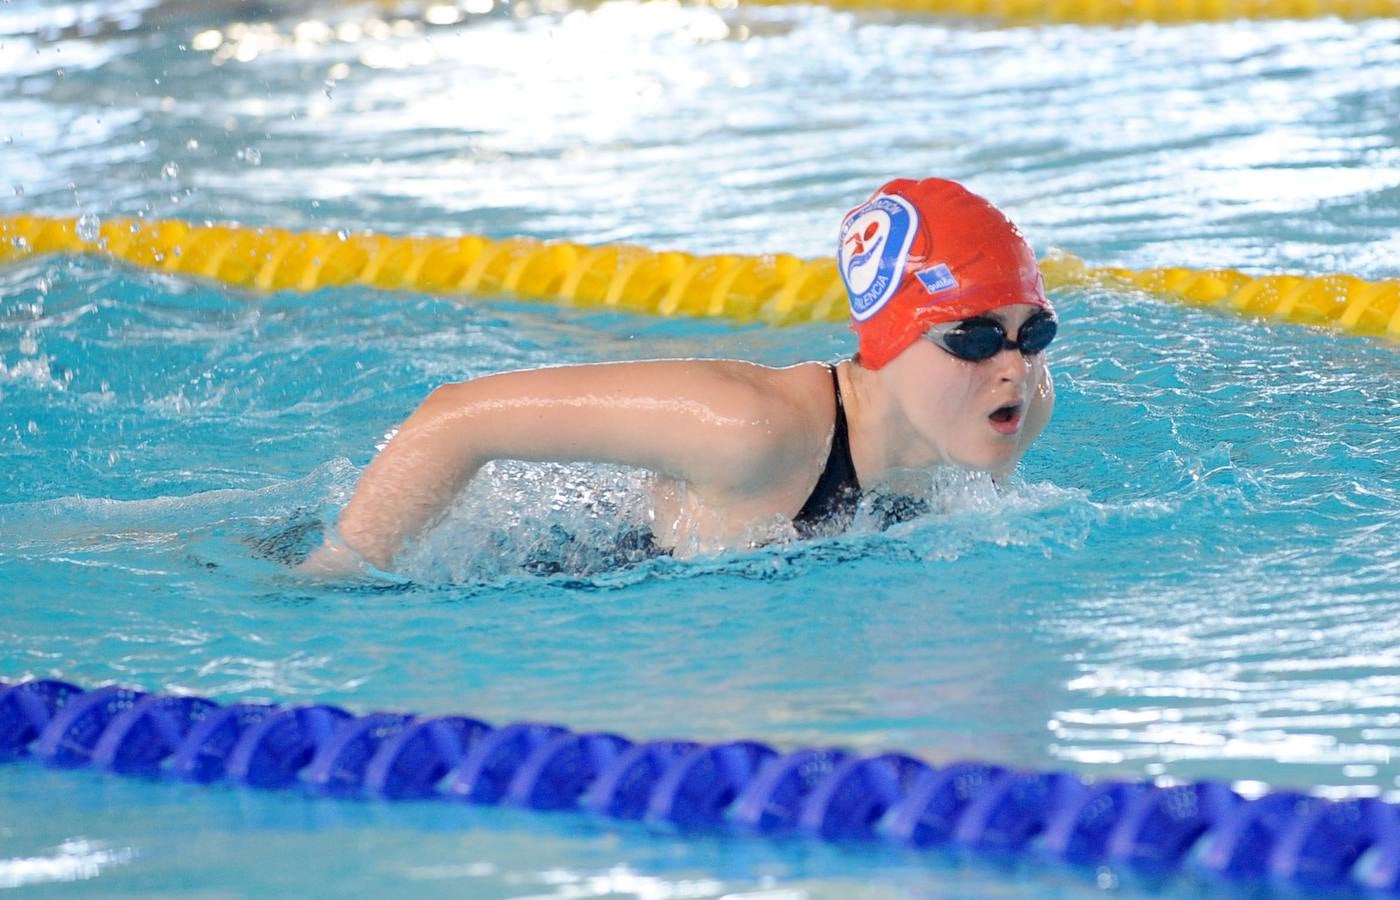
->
xmin=3 ymin=677 xmax=1399 ymax=890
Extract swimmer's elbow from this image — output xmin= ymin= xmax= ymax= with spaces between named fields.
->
xmin=400 ymin=380 xmax=492 ymax=463
xmin=417 ymin=379 xmax=478 ymax=421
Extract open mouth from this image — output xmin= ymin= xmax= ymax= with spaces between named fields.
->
xmin=988 ymin=402 xmax=1022 ymax=434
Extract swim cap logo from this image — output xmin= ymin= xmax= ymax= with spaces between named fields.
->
xmin=915 ymin=263 xmax=958 ymax=296
xmin=839 ymin=194 xmax=919 ymax=322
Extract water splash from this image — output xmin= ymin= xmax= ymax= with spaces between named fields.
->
xmin=75 ymin=212 xmax=101 ymax=243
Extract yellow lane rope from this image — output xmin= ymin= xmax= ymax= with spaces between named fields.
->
xmin=2 ymin=215 xmax=1397 ymax=339
xmin=774 ymin=0 xmax=1400 ymax=23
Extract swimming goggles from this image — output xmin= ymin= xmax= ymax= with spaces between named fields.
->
xmin=924 ymin=311 xmax=1058 ymax=362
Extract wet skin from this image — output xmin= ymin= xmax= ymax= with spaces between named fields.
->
xmin=301 ymin=302 xmax=1054 ymax=575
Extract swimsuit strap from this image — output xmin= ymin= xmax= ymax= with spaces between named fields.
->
xmin=792 ymin=364 xmax=861 ymax=534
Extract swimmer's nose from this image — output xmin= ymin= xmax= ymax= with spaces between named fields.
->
xmin=991 ymin=345 xmax=1032 ymax=383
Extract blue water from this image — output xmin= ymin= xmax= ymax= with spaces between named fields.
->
xmin=3 ymin=0 xmax=1400 ymax=896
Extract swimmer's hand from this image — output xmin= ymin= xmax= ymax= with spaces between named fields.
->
xmin=295 ymin=538 xmax=371 ymax=579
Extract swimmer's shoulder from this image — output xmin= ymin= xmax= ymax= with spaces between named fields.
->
xmin=568 ymin=358 xmax=834 ymax=488
xmin=655 ymin=358 xmax=832 ymax=429
xmin=665 ymin=359 xmax=838 ymax=490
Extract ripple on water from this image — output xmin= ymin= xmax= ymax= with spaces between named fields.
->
xmin=2 ymin=4 xmax=1400 ymax=895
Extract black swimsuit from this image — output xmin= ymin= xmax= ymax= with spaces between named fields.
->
xmin=791 ymin=364 xmax=862 ymax=537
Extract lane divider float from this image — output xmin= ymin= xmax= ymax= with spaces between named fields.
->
xmin=1 ymin=215 xmax=1397 ymax=339
xmin=3 ymin=677 xmax=1400 ymax=891
xmin=772 ymin=0 xmax=1400 ymax=23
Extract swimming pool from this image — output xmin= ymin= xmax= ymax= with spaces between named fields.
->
xmin=3 ymin=0 xmax=1400 ymax=895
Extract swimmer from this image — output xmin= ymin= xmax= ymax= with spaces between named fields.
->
xmin=301 ymin=177 xmax=1057 ymax=575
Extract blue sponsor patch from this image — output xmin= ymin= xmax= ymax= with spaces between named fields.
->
xmin=838 ymin=194 xmax=919 ymax=322
xmin=915 ymin=263 xmax=958 ymax=296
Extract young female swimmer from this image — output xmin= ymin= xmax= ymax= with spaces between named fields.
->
xmin=301 ymin=177 xmax=1057 ymax=575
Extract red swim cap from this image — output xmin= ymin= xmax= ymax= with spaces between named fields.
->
xmin=839 ymin=178 xmax=1050 ymax=370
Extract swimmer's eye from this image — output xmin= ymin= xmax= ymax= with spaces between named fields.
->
xmin=925 ymin=312 xmax=1057 ymax=361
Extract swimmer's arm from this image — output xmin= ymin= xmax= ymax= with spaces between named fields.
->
xmin=302 ymin=362 xmax=774 ymax=574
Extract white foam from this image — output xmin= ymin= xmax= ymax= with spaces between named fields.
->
xmin=0 ymin=841 xmax=135 ymax=890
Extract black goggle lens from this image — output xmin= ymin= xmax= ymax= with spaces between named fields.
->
xmin=1018 ymin=313 xmax=1058 ymax=354
xmin=937 ymin=312 xmax=1057 ymax=361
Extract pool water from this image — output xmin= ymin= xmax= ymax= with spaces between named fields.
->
xmin=2 ymin=0 xmax=1400 ymax=895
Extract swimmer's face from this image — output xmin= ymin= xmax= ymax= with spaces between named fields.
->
xmin=882 ymin=302 xmax=1049 ymax=473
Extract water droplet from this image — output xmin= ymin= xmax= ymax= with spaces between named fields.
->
xmin=336 ymin=229 xmax=349 ymax=241
xmin=161 ymin=161 xmax=180 ymax=180
xmin=26 ymin=420 xmax=38 ymax=435
xmin=239 ymin=146 xmax=262 ymax=166
xmin=186 ymin=138 xmax=200 ymax=151
xmin=76 ymin=212 xmax=101 ymax=243
xmin=19 ymin=334 xmax=37 ymax=355
xmin=12 ymin=184 xmax=22 ymax=196
xmin=322 ymin=80 xmax=334 ymax=99
xmin=11 ymin=236 xmax=29 ymax=251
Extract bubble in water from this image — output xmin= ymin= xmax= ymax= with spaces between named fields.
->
xmin=336 ymin=229 xmax=349 ymax=241
xmin=19 ymin=334 xmax=37 ymax=355
xmin=76 ymin=212 xmax=101 ymax=243
xmin=12 ymin=184 xmax=21 ymax=197
xmin=26 ymin=421 xmax=38 ymax=436
xmin=161 ymin=161 xmax=180 ymax=180
xmin=186 ymin=138 xmax=200 ymax=151
xmin=237 ymin=146 xmax=262 ymax=166
xmin=11 ymin=236 xmax=29 ymax=251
